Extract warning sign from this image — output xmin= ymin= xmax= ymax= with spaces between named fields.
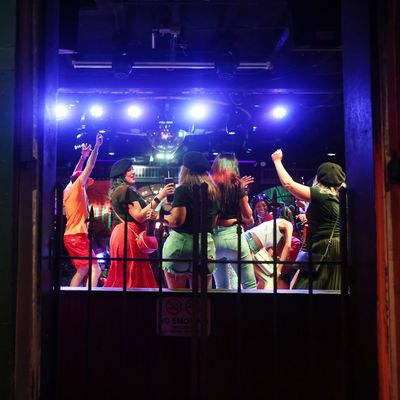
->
xmin=158 ymin=297 xmax=210 ymax=337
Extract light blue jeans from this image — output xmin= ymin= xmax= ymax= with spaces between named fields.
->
xmin=212 ymin=225 xmax=256 ymax=289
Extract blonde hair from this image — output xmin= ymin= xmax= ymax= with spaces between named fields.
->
xmin=179 ymin=166 xmax=219 ymax=203
xmin=312 ymin=175 xmax=341 ymax=196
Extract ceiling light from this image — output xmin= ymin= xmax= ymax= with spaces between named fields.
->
xmin=90 ymin=105 xmax=104 ymax=118
xmin=127 ymin=105 xmax=142 ymax=118
xmin=271 ymin=106 xmax=287 ymax=119
xmin=55 ymin=104 xmax=69 ymax=120
xmin=188 ymin=103 xmax=209 ymax=120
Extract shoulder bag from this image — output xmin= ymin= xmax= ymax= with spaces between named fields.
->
xmin=293 ymin=216 xmax=338 ymax=271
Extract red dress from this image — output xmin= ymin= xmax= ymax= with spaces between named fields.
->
xmin=104 ymin=221 xmax=157 ymax=288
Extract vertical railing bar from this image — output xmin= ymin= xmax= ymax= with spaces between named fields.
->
xmin=87 ymin=206 xmax=94 ymax=292
xmin=236 ymin=221 xmax=242 ymax=293
xmin=157 ymin=209 xmax=165 ymax=335
xmin=191 ymin=184 xmax=200 ymax=400
xmin=271 ymin=191 xmax=279 ymax=295
xmin=234 ymin=218 xmax=243 ymax=400
xmin=199 ymin=182 xmax=209 ymax=400
xmin=123 ymin=191 xmax=129 ymax=293
xmin=51 ymin=183 xmax=63 ymax=400
xmin=340 ymin=187 xmax=350 ymax=400
xmin=84 ymin=206 xmax=95 ymax=399
xmin=271 ymin=190 xmax=279 ymax=399
xmin=121 ymin=190 xmax=130 ymax=396
xmin=156 ymin=207 xmax=165 ymax=400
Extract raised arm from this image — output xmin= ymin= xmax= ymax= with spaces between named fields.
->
xmin=271 ymin=149 xmax=311 ymax=202
xmin=80 ymin=133 xmax=103 ymax=185
xmin=72 ymin=143 xmax=92 ymax=175
xmin=277 ymin=219 xmax=293 ymax=264
xmin=239 ymin=196 xmax=254 ymax=227
xmin=239 ymin=175 xmax=255 ymax=226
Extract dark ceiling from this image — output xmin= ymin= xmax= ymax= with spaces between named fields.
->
xmin=57 ymin=0 xmax=344 ymax=184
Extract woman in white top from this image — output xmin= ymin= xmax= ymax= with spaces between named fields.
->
xmin=245 ymin=218 xmax=293 ymax=289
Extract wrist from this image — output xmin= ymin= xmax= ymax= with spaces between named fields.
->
xmin=153 ymin=196 xmax=161 ymax=204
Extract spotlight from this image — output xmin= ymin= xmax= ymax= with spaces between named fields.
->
xmin=90 ymin=105 xmax=104 ymax=118
xmin=188 ymin=103 xmax=209 ymax=120
xmin=271 ymin=106 xmax=287 ymax=119
xmin=127 ymin=105 xmax=142 ymax=119
xmin=55 ymin=104 xmax=69 ymax=120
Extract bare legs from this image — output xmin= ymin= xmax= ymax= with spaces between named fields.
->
xmin=70 ymin=264 xmax=101 ymax=287
xmin=164 ymin=271 xmax=212 ymax=290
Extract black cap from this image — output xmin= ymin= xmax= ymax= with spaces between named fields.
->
xmin=317 ymin=162 xmax=346 ymax=186
xmin=183 ymin=151 xmax=210 ymax=174
xmin=110 ymin=159 xmax=133 ymax=179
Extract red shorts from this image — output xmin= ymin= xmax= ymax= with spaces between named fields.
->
xmin=64 ymin=233 xmax=97 ymax=268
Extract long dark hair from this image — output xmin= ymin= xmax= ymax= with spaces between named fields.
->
xmin=211 ymin=153 xmax=242 ymax=215
xmin=178 ymin=166 xmax=219 ymax=203
xmin=109 ymin=177 xmax=130 ymax=199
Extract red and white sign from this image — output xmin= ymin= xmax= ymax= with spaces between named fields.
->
xmin=158 ymin=297 xmax=210 ymax=337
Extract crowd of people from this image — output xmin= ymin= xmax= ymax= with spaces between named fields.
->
xmin=63 ymin=139 xmax=346 ymax=291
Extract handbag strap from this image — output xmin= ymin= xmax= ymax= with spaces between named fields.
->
xmin=319 ymin=214 xmax=339 ymax=260
xmin=113 ymin=209 xmax=139 ymax=238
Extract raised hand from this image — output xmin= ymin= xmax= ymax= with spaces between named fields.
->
xmin=240 ymin=175 xmax=254 ymax=188
xmin=96 ymin=132 xmax=103 ymax=147
xmin=271 ymin=149 xmax=283 ymax=162
xmin=159 ymin=183 xmax=175 ymax=201
xmin=81 ymin=143 xmax=92 ymax=159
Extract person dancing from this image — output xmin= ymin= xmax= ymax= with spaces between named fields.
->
xmin=211 ymin=153 xmax=257 ymax=289
xmin=271 ymin=149 xmax=346 ymax=290
xmin=104 ymin=158 xmax=174 ymax=288
xmin=63 ymin=133 xmax=103 ymax=287
xmin=162 ymin=151 xmax=220 ymax=289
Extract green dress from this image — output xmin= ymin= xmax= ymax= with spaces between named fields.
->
xmin=293 ymin=187 xmax=341 ymax=290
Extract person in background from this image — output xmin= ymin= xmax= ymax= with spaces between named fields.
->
xmin=104 ymin=158 xmax=174 ymax=288
xmin=251 ymin=194 xmax=273 ymax=227
xmin=63 ymin=133 xmax=103 ymax=287
xmin=162 ymin=151 xmax=220 ymax=289
xmin=271 ymin=149 xmax=346 ymax=290
xmin=211 ymin=153 xmax=257 ymax=290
